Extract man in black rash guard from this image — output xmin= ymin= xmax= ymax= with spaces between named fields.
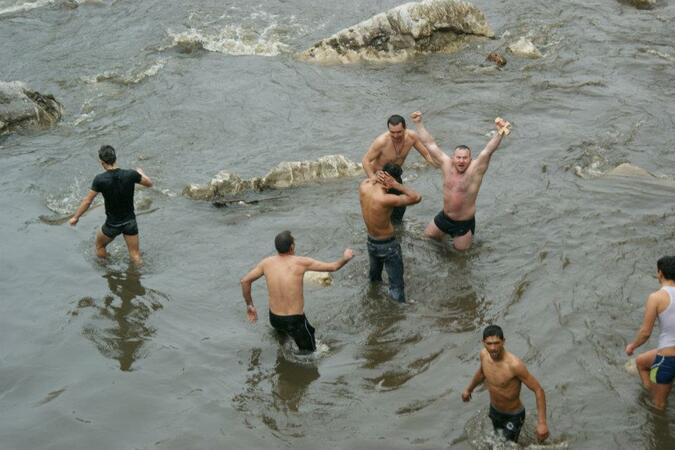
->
xmin=70 ymin=145 xmax=153 ymax=265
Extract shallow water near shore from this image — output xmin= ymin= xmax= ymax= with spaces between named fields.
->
xmin=2 ymin=1 xmax=675 ymax=449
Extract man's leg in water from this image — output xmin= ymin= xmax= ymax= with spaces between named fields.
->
xmin=424 ymin=219 xmax=445 ymax=241
xmin=652 ymin=382 xmax=673 ymax=410
xmin=453 ymin=230 xmax=473 ymax=251
xmin=383 ymin=242 xmax=405 ymax=302
xmin=636 ymin=349 xmax=658 ymax=390
xmin=95 ymin=228 xmax=114 ymax=259
xmin=367 ymin=240 xmax=385 ymax=282
xmin=123 ymin=234 xmax=142 ymax=265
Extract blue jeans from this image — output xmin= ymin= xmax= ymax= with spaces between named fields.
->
xmin=367 ymin=235 xmax=405 ymax=302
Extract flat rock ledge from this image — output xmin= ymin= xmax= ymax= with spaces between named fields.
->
xmin=0 ymin=81 xmax=63 ymax=135
xmin=298 ymin=0 xmax=493 ymax=64
xmin=184 ymin=154 xmax=364 ymax=201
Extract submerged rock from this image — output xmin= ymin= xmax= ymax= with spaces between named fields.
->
xmin=621 ymin=0 xmax=656 ymax=9
xmin=304 ymin=271 xmax=333 ymax=286
xmin=184 ymin=154 xmax=364 ymax=201
xmin=486 ymin=51 xmax=506 ymax=67
xmin=299 ymin=0 xmax=493 ymax=64
xmin=0 ymin=81 xmax=63 ymax=135
xmin=605 ymin=163 xmax=653 ymax=178
xmin=507 ymin=37 xmax=542 ymax=59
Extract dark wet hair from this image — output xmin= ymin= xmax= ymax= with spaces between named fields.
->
xmin=275 ymin=230 xmax=294 ymax=254
xmin=483 ymin=325 xmax=504 ymax=341
xmin=98 ymin=145 xmax=116 ymax=165
xmin=382 ymin=162 xmax=403 ymax=183
xmin=387 ymin=114 xmax=406 ymax=129
xmin=657 ymin=256 xmax=675 ymax=281
xmin=454 ymin=145 xmax=471 ymax=154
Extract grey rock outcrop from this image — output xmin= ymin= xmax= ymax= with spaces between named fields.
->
xmin=0 ymin=81 xmax=63 ymax=135
xmin=299 ymin=0 xmax=493 ymax=64
xmin=184 ymin=154 xmax=363 ymax=201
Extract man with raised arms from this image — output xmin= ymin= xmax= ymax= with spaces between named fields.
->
xmin=362 ymin=114 xmax=437 ymax=223
xmin=359 ymin=163 xmax=421 ymax=303
xmin=625 ymin=255 xmax=675 ymax=410
xmin=240 ymin=231 xmax=353 ymax=353
xmin=411 ymin=111 xmax=510 ymax=251
xmin=463 ymin=325 xmax=549 ymax=443
xmin=69 ymin=145 xmax=153 ymax=265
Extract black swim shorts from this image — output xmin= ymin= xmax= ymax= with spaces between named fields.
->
xmin=101 ymin=219 xmax=138 ymax=238
xmin=269 ymin=310 xmax=316 ymax=352
xmin=489 ymin=404 xmax=526 ymax=442
xmin=433 ymin=211 xmax=475 ymax=237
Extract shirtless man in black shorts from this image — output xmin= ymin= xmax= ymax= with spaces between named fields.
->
xmin=411 ymin=112 xmax=510 ymax=251
xmin=240 ymin=231 xmax=353 ymax=353
xmin=462 ymin=325 xmax=549 ymax=443
xmin=69 ymin=145 xmax=153 ymax=265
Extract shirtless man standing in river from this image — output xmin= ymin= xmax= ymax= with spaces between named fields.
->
xmin=625 ymin=255 xmax=675 ymax=410
xmin=240 ymin=231 xmax=353 ymax=353
xmin=462 ymin=325 xmax=549 ymax=443
xmin=362 ymin=114 xmax=437 ymax=223
xmin=359 ymin=164 xmax=422 ymax=302
xmin=411 ymin=111 xmax=510 ymax=251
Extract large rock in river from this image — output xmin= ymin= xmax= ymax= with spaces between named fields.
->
xmin=0 ymin=81 xmax=63 ymax=135
xmin=184 ymin=154 xmax=364 ymax=201
xmin=299 ymin=0 xmax=494 ymax=64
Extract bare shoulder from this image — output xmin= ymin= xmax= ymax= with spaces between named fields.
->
xmin=648 ymin=289 xmax=670 ymax=311
xmin=372 ymin=132 xmax=389 ymax=146
xmin=505 ymin=352 xmax=528 ymax=374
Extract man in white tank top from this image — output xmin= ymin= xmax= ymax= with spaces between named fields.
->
xmin=625 ymin=256 xmax=675 ymax=410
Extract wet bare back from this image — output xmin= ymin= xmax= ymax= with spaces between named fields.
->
xmin=359 ymin=179 xmax=397 ymax=239
xmin=260 ymin=255 xmax=314 ymax=315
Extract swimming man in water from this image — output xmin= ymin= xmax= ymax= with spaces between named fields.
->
xmin=362 ymin=114 xmax=437 ymax=223
xmin=240 ymin=231 xmax=353 ymax=353
xmin=462 ymin=325 xmax=549 ymax=443
xmin=359 ymin=164 xmax=422 ymax=302
xmin=69 ymin=145 xmax=153 ymax=265
xmin=625 ymin=255 xmax=675 ymax=410
xmin=411 ymin=112 xmax=510 ymax=251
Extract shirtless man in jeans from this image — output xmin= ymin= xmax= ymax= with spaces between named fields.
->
xmin=462 ymin=325 xmax=549 ymax=443
xmin=411 ymin=112 xmax=510 ymax=250
xmin=358 ymin=164 xmax=422 ymax=302
xmin=240 ymin=231 xmax=353 ymax=353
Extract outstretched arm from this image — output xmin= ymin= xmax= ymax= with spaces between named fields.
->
xmin=626 ymin=292 xmax=661 ymax=355
xmin=240 ymin=263 xmax=265 ymax=323
xmin=410 ymin=132 xmax=439 ymax=168
xmin=69 ymin=190 xmax=99 ymax=226
xmin=474 ymin=118 xmax=510 ymax=174
xmin=136 ymin=168 xmax=153 ymax=188
xmin=302 ymin=249 xmax=354 ymax=272
xmin=410 ymin=111 xmax=448 ymax=166
xmin=362 ymin=139 xmax=384 ymax=179
xmin=462 ymin=366 xmax=485 ymax=402
xmin=516 ymin=361 xmax=549 ymax=441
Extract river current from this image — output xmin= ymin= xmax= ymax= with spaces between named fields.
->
xmin=1 ymin=1 xmax=675 ymax=449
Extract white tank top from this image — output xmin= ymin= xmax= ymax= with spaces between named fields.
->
xmin=657 ymin=286 xmax=675 ymax=350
